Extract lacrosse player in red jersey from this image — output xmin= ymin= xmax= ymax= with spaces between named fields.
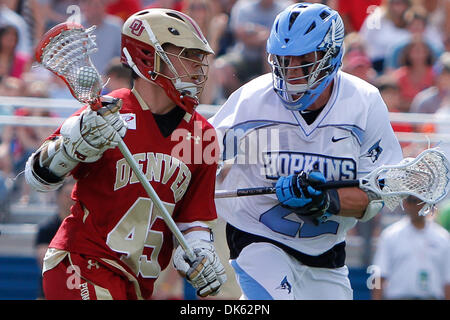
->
xmin=24 ymin=9 xmax=226 ymax=300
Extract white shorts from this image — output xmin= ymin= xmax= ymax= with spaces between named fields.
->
xmin=230 ymin=242 xmax=353 ymax=300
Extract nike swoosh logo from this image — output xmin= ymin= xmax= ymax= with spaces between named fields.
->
xmin=331 ymin=136 xmax=350 ymax=142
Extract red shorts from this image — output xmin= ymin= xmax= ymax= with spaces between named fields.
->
xmin=43 ymin=253 xmax=139 ymax=300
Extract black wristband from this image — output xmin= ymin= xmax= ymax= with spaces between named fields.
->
xmin=32 ymin=152 xmax=64 ymax=183
xmin=327 ymin=189 xmax=340 ymax=215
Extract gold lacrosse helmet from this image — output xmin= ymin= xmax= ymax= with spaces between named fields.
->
xmin=121 ymin=8 xmax=214 ymax=114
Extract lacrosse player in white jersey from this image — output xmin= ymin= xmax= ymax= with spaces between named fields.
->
xmin=210 ymin=2 xmax=403 ymax=300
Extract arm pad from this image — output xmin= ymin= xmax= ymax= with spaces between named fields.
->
xmin=38 ymin=137 xmax=79 ymax=177
xmin=25 ymin=151 xmax=65 ymax=192
xmin=24 ymin=136 xmax=80 ymax=192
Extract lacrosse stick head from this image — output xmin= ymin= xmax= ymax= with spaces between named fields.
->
xmin=35 ymin=22 xmax=103 ymax=109
xmin=361 ymin=148 xmax=450 ymax=216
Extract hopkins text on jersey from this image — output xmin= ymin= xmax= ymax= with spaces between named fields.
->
xmin=262 ymin=151 xmax=357 ymax=181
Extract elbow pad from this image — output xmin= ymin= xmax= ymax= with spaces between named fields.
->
xmin=24 ymin=137 xmax=79 ymax=192
xmin=25 ymin=151 xmax=65 ymax=192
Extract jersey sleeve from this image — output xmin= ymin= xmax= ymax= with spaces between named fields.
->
xmin=174 ymin=122 xmax=219 ymax=225
xmin=174 ymin=161 xmax=218 ymax=225
xmin=358 ymin=90 xmax=403 ymax=177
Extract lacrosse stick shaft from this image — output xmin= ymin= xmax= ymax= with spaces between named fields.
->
xmin=215 ymin=180 xmax=360 ymax=198
xmin=115 ymin=138 xmax=196 ymax=261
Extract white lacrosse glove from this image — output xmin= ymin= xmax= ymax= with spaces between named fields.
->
xmin=60 ymin=96 xmax=127 ymax=163
xmin=173 ymin=239 xmax=227 ymax=297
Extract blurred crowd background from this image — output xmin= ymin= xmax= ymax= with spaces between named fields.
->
xmin=0 ymin=0 xmax=449 ymax=300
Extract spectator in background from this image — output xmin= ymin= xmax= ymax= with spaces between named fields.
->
xmin=102 ymin=57 xmax=132 ymax=94
xmin=428 ymin=53 xmax=450 ymax=159
xmin=106 ymin=0 xmax=142 ymax=22
xmin=343 ymin=31 xmax=369 ymax=55
xmin=183 ymin=0 xmax=229 ymax=104
xmin=23 ymin=66 xmax=76 ymax=109
xmin=305 ymin=0 xmax=337 ymax=10
xmin=359 ymin=0 xmax=411 ymax=73
xmin=23 ymin=79 xmax=56 ymax=142
xmin=376 ymin=75 xmax=402 ymax=113
xmin=436 ymin=200 xmax=450 ymax=232
xmin=444 ymin=33 xmax=450 ymax=53
xmin=338 ymin=0 xmax=382 ymax=34
xmin=0 ymin=25 xmax=31 ymax=80
xmin=417 ymin=0 xmax=450 ymax=43
xmin=0 ymin=78 xmax=54 ymax=204
xmin=384 ymin=5 xmax=443 ymax=72
xmin=0 ymin=167 xmax=11 ymax=222
xmin=372 ymin=195 xmax=450 ymax=300
xmin=8 ymin=0 xmax=45 ymax=48
xmin=392 ymin=35 xmax=436 ymax=112
xmin=144 ymin=0 xmax=183 ymax=10
xmin=0 ymin=77 xmax=25 ymax=179
xmin=35 ymin=178 xmax=75 ymax=299
xmin=0 ymin=0 xmax=31 ymax=56
xmin=375 ymin=74 xmax=414 ymax=132
xmin=0 ymin=76 xmax=17 ymax=222
xmin=37 ymin=0 xmax=79 ymax=30
xmin=213 ymin=0 xmax=237 ymax=57
xmin=183 ymin=0 xmax=227 ymax=54
xmin=410 ymin=51 xmax=450 ymax=114
xmin=342 ymin=50 xmax=377 ymax=84
xmin=0 ymin=76 xmax=22 ymax=117
xmin=214 ymin=0 xmax=289 ymax=100
xmin=80 ymin=0 xmax=123 ymax=75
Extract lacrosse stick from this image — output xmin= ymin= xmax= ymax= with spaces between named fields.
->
xmin=215 ymin=148 xmax=450 ymax=216
xmin=35 ymin=22 xmax=196 ymax=261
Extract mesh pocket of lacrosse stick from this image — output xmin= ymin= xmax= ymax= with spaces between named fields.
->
xmin=35 ymin=22 xmax=103 ymax=106
xmin=360 ymin=148 xmax=450 ymax=216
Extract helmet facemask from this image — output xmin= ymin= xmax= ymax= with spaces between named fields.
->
xmin=268 ymin=48 xmax=336 ymax=110
xmin=155 ymin=45 xmax=210 ymax=101
xmin=266 ymin=3 xmax=345 ymax=111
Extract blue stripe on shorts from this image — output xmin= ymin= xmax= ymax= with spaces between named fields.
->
xmin=230 ymin=260 xmax=273 ymax=300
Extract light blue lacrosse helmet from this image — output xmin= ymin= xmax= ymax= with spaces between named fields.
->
xmin=267 ymin=2 xmax=345 ymax=111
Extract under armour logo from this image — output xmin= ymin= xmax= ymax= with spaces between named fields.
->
xmin=186 ymin=132 xmax=201 ymax=144
xmin=129 ymin=19 xmax=145 ymax=36
xmin=87 ymin=259 xmax=99 ymax=270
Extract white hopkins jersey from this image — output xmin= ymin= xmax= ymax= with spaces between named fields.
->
xmin=210 ymin=71 xmax=403 ymax=256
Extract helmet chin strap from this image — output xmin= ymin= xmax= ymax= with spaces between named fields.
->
xmin=285 ymin=82 xmax=308 ymax=95
xmin=175 ymin=79 xmax=198 ymax=97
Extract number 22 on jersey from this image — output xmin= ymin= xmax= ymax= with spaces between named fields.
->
xmin=106 ymin=197 xmax=174 ymax=278
xmin=260 ymin=204 xmax=339 ymax=238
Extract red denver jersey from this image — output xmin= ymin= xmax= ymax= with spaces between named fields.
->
xmin=48 ymin=88 xmax=218 ymax=299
